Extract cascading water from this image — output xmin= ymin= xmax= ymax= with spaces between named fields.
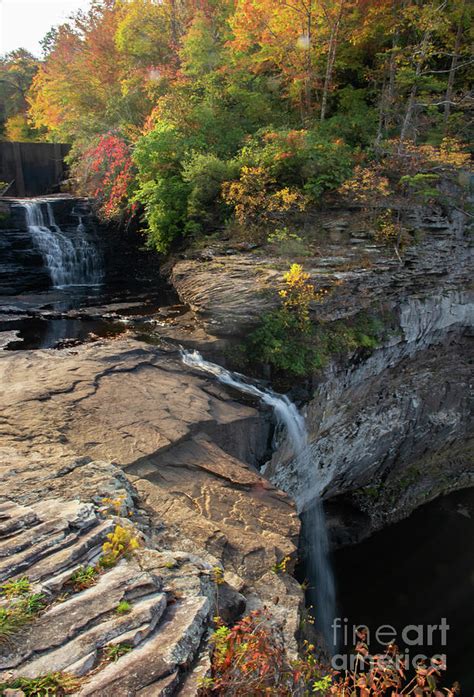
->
xmin=181 ymin=348 xmax=337 ymax=651
xmin=18 ymin=199 xmax=104 ymax=287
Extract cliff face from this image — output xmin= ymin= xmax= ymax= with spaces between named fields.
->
xmin=171 ymin=201 xmax=473 ymax=538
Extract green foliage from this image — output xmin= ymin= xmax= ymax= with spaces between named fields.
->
xmin=399 ymin=173 xmax=441 ymax=202
xmin=105 ymin=643 xmax=133 ymax=661
xmin=23 ymin=0 xmax=471 ymax=252
xmin=313 ymin=675 xmax=332 ymax=693
xmin=133 ymin=123 xmax=190 ymax=252
xmin=236 ymin=128 xmax=354 ymax=203
xmin=0 ymin=576 xmax=31 ymax=598
xmin=271 ymin=555 xmax=291 ymax=575
xmin=182 ymin=152 xmax=238 ymax=231
xmin=247 ymin=264 xmax=383 ymax=377
xmin=115 ymin=600 xmax=132 ymax=615
xmin=321 ymin=87 xmax=378 ymax=147
xmin=267 ymin=228 xmax=308 ymax=257
xmin=68 ymin=566 xmax=98 ymax=592
xmin=0 ymin=592 xmax=46 ymax=643
xmin=0 ymin=49 xmax=40 ymax=138
xmin=133 ymin=175 xmax=190 ymax=252
xmin=0 ymin=672 xmax=79 ymax=696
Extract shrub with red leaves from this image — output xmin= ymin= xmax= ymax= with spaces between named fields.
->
xmin=74 ymin=133 xmax=135 ymax=220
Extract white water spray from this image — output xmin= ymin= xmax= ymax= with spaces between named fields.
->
xmin=180 ymin=348 xmax=336 ymax=650
xmin=18 ymin=199 xmax=104 ymax=287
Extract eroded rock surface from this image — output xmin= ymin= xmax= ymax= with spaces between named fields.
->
xmin=172 ymin=204 xmax=473 ymax=539
xmin=0 ymin=338 xmax=302 ymax=693
xmin=171 ymin=207 xmax=471 ymax=336
xmin=0 ymin=494 xmax=217 ymax=695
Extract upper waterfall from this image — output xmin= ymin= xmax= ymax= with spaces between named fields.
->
xmin=17 ymin=198 xmax=104 ymax=288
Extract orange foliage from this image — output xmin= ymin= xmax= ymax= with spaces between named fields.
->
xmin=222 ymin=166 xmax=306 ymax=230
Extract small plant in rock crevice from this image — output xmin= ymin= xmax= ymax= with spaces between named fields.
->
xmin=0 ymin=592 xmax=47 ymax=644
xmin=115 ymin=600 xmax=132 ymax=615
xmin=211 ymin=566 xmax=225 ymax=619
xmin=99 ymin=524 xmax=142 ymax=569
xmin=0 ymin=671 xmax=80 ymax=696
xmin=68 ymin=565 xmax=98 ymax=592
xmin=104 ymin=642 xmax=133 ymax=662
xmin=0 ymin=576 xmax=31 ymax=598
xmin=272 ymin=555 xmax=291 ymax=575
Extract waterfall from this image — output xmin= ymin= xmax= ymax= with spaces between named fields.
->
xmin=181 ymin=349 xmax=336 ymax=651
xmin=18 ymin=199 xmax=104 ymax=288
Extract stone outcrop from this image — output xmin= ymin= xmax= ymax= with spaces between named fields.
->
xmin=0 ymin=489 xmax=215 ymax=694
xmin=171 ymin=203 xmax=473 ymax=540
xmin=171 ymin=206 xmax=471 ymax=336
xmin=0 ymin=338 xmax=302 ymax=693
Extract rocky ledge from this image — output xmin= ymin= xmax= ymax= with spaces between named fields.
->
xmin=0 ymin=338 xmax=302 ymax=694
xmin=0 ymin=481 xmax=213 ymax=695
xmin=171 ymin=203 xmax=473 ymax=541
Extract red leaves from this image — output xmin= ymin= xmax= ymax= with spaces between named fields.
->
xmin=78 ymin=133 xmax=135 ymax=220
xmin=202 ymin=610 xmax=329 ymax=696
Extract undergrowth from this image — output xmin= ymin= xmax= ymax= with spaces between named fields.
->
xmin=0 ymin=671 xmax=79 ymax=696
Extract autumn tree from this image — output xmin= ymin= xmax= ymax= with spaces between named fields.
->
xmin=0 ymin=49 xmax=40 ymax=139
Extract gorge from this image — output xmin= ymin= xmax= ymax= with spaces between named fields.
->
xmin=0 ymin=191 xmax=472 ymax=693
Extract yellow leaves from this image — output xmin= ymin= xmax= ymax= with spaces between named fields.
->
xmin=211 ymin=566 xmax=225 ymax=585
xmin=436 ymin=138 xmax=470 ymax=168
xmin=282 ymin=262 xmax=310 ymax=287
xmin=387 ymin=138 xmax=471 ymax=171
xmin=279 ymin=263 xmax=326 ymax=330
xmin=374 ymin=210 xmax=399 ymax=245
xmin=100 ymin=494 xmax=127 ymax=516
xmin=269 ymin=187 xmax=305 ymax=211
xmin=339 ymin=165 xmax=391 ymax=203
xmin=222 ymin=166 xmax=306 ymax=231
xmin=100 ymin=525 xmax=142 ymax=568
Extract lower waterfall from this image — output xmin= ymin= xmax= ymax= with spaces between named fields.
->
xmin=17 ymin=199 xmax=103 ymax=287
xmin=181 ymin=348 xmax=336 ymax=651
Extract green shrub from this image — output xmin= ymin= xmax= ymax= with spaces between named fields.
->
xmin=68 ymin=566 xmax=98 ymax=591
xmin=236 ymin=128 xmax=354 ymax=202
xmin=0 ymin=672 xmax=79 ymax=696
xmin=105 ymin=643 xmax=133 ymax=661
xmin=246 ymin=264 xmax=383 ymax=380
xmin=0 ymin=576 xmax=31 ymax=598
xmin=115 ymin=600 xmax=132 ymax=614
xmin=0 ymin=592 xmax=46 ymax=643
xmin=182 ymin=152 xmax=238 ymax=230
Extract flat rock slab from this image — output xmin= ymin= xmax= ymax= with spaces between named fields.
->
xmin=128 ymin=433 xmax=299 ymax=583
xmin=0 ymin=338 xmax=267 ymax=468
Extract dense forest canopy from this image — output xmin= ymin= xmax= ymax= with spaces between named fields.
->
xmin=1 ymin=0 xmax=472 ymax=251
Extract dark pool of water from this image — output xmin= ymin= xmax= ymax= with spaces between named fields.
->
xmin=333 ymin=487 xmax=474 ymax=691
xmin=0 ymin=279 xmax=181 ymax=350
xmin=1 ymin=317 xmax=124 ymax=350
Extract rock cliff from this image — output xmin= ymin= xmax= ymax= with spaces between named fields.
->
xmin=171 ymin=203 xmax=473 ymax=540
xmin=0 ymin=339 xmax=302 ymax=693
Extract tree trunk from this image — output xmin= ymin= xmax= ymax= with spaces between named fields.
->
xmin=443 ymin=0 xmax=465 ymax=132
xmin=375 ymin=80 xmax=387 ymax=148
xmin=399 ymin=28 xmax=431 ymax=147
xmin=320 ymin=0 xmax=344 ymax=122
xmin=304 ymin=11 xmax=313 ymax=121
